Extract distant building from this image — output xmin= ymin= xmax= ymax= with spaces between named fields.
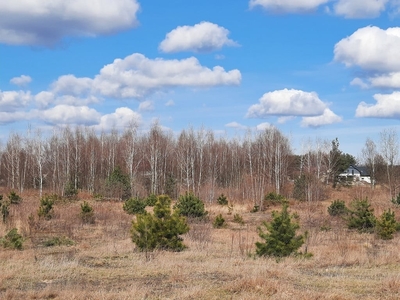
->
xmin=338 ymin=165 xmax=371 ymax=184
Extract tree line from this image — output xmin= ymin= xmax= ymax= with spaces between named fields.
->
xmin=0 ymin=123 xmax=399 ymax=203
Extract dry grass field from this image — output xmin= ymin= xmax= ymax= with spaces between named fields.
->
xmin=1 ymin=186 xmax=400 ymax=299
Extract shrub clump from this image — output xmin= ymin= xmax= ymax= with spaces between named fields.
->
xmin=391 ymin=193 xmax=400 ymax=205
xmin=233 ymin=213 xmax=245 ymax=225
xmin=255 ymin=204 xmax=305 ymax=258
xmin=8 ymin=191 xmax=22 ymax=204
xmin=123 ymin=197 xmax=147 ymax=215
xmin=145 ymin=194 xmax=158 ymax=207
xmin=43 ymin=236 xmax=75 ymax=247
xmin=1 ymin=228 xmax=23 ymax=250
xmin=217 ymin=194 xmax=228 ymax=206
xmin=376 ymin=209 xmax=398 ymax=240
xmin=0 ymin=195 xmax=10 ymax=223
xmin=213 ymin=214 xmax=225 ymax=228
xmin=38 ymin=195 xmax=56 ymax=220
xmin=130 ymin=195 xmax=189 ymax=252
xmin=264 ymin=192 xmax=286 ymax=205
xmin=174 ymin=192 xmax=208 ymax=219
xmin=347 ymin=198 xmax=376 ymax=233
xmin=328 ymin=200 xmax=348 ymax=216
xmin=80 ymin=201 xmax=95 ymax=224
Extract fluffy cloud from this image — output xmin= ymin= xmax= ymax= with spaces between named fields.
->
xmin=301 ymin=108 xmax=342 ymax=127
xmin=0 ymin=0 xmax=140 ymax=46
xmin=369 ymin=72 xmax=400 ymax=88
xmin=159 ymin=22 xmax=237 ymax=53
xmin=249 ymin=0 xmax=329 ymax=13
xmin=51 ymin=75 xmax=93 ymax=96
xmin=256 ymin=122 xmax=272 ymax=131
xmin=165 ymin=100 xmax=175 ymax=107
xmin=356 ymin=92 xmax=400 ymax=118
xmin=40 ymin=105 xmax=101 ymax=125
xmin=334 ymin=0 xmax=388 ymax=18
xmin=10 ymin=75 xmax=32 ymax=87
xmin=139 ymin=100 xmax=155 ymax=112
xmin=94 ymin=53 xmax=241 ymax=98
xmin=0 ymin=111 xmax=28 ymax=125
xmin=225 ymin=122 xmax=247 ymax=129
xmin=246 ymin=89 xmax=327 ymax=118
xmin=334 ymin=26 xmax=400 ymax=73
xmin=0 ymin=90 xmax=31 ymax=112
xmin=94 ymin=107 xmax=142 ymax=130
xmin=350 ymin=78 xmax=369 ymax=89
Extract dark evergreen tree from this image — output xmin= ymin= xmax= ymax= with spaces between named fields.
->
xmin=174 ymin=192 xmax=208 ymax=219
xmin=347 ymin=198 xmax=376 ymax=233
xmin=256 ymin=204 xmax=304 ymax=257
xmin=131 ymin=195 xmax=189 ymax=251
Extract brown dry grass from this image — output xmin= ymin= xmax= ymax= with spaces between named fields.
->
xmin=1 ymin=187 xmax=400 ymax=299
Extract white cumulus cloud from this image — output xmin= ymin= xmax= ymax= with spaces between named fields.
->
xmin=256 ymin=122 xmax=272 ymax=131
xmin=301 ymin=108 xmax=342 ymax=127
xmin=225 ymin=122 xmax=247 ymax=129
xmin=0 ymin=90 xmax=31 ymax=112
xmin=139 ymin=100 xmax=155 ymax=112
xmin=94 ymin=107 xmax=142 ymax=130
xmin=369 ymin=72 xmax=400 ymax=88
xmin=334 ymin=26 xmax=400 ymax=73
xmin=350 ymin=78 xmax=369 ymax=89
xmin=51 ymin=75 xmax=93 ymax=96
xmin=334 ymin=0 xmax=389 ymax=18
xmin=0 ymin=0 xmax=140 ymax=46
xmin=356 ymin=92 xmax=400 ymax=118
xmin=159 ymin=22 xmax=238 ymax=53
xmin=94 ymin=53 xmax=241 ymax=99
xmin=10 ymin=75 xmax=32 ymax=87
xmin=40 ymin=105 xmax=101 ymax=125
xmin=249 ymin=0 xmax=329 ymax=13
xmin=246 ymin=88 xmax=327 ymax=118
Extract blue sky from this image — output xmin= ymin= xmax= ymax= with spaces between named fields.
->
xmin=1 ymin=0 xmax=400 ymax=157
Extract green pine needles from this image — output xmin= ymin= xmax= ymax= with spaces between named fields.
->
xmin=130 ymin=195 xmax=189 ymax=252
xmin=174 ymin=192 xmax=208 ymax=219
xmin=256 ymin=204 xmax=305 ymax=258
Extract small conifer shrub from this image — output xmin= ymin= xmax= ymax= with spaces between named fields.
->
xmin=328 ymin=200 xmax=348 ymax=216
xmin=347 ymin=198 xmax=376 ymax=233
xmin=131 ymin=195 xmax=189 ymax=252
xmin=217 ymin=194 xmax=228 ymax=206
xmin=233 ymin=213 xmax=245 ymax=225
xmin=174 ymin=192 xmax=208 ymax=219
xmin=123 ymin=197 xmax=147 ymax=215
xmin=213 ymin=214 xmax=225 ymax=228
xmin=256 ymin=204 xmax=305 ymax=258
xmin=0 ymin=196 xmax=10 ymax=223
xmin=80 ymin=201 xmax=95 ymax=224
xmin=8 ymin=191 xmax=22 ymax=204
xmin=38 ymin=195 xmax=55 ymax=220
xmin=376 ymin=209 xmax=398 ymax=240
xmin=145 ymin=194 xmax=158 ymax=207
xmin=1 ymin=228 xmax=23 ymax=250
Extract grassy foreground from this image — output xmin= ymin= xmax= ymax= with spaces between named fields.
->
xmin=1 ymin=187 xmax=400 ymax=299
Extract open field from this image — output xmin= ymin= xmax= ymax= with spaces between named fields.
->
xmin=1 ymin=186 xmax=400 ymax=299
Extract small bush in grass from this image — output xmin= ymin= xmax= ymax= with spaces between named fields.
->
xmin=174 ymin=192 xmax=208 ymax=219
xmin=123 ymin=197 xmax=147 ymax=215
xmin=233 ymin=213 xmax=245 ymax=225
xmin=131 ymin=195 xmax=189 ymax=252
xmin=391 ymin=193 xmax=400 ymax=205
xmin=264 ymin=192 xmax=286 ymax=205
xmin=64 ymin=181 xmax=78 ymax=199
xmin=43 ymin=236 xmax=75 ymax=247
xmin=38 ymin=195 xmax=55 ymax=220
xmin=255 ymin=204 xmax=305 ymax=258
xmin=328 ymin=200 xmax=348 ymax=216
xmin=1 ymin=228 xmax=23 ymax=250
xmin=145 ymin=194 xmax=158 ymax=207
xmin=347 ymin=198 xmax=376 ymax=233
xmin=0 ymin=196 xmax=10 ymax=223
xmin=376 ymin=209 xmax=398 ymax=240
xmin=250 ymin=205 xmax=259 ymax=213
xmin=8 ymin=190 xmax=22 ymax=204
xmin=217 ymin=194 xmax=228 ymax=206
xmin=80 ymin=201 xmax=95 ymax=224
xmin=213 ymin=214 xmax=225 ymax=228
